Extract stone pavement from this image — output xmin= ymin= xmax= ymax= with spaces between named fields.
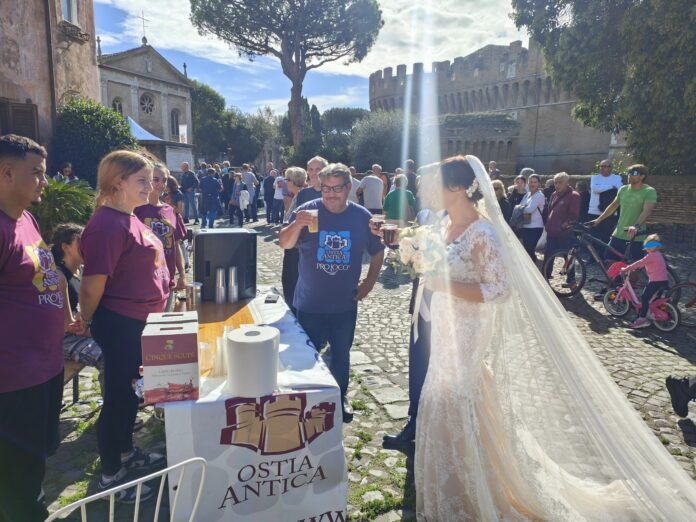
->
xmin=44 ymin=218 xmax=696 ymax=521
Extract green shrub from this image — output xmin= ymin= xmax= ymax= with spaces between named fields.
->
xmin=30 ymin=179 xmax=95 ymax=239
xmin=350 ymin=111 xmax=418 ymax=172
xmin=52 ymin=97 xmax=138 ymax=187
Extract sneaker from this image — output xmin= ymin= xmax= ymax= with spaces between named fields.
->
xmin=98 ymin=468 xmax=154 ymax=504
xmin=121 ymin=447 xmax=166 ymax=471
xmin=629 ymin=317 xmax=650 ymax=329
xmin=666 ymin=376 xmax=691 ymax=417
xmin=193 ymin=220 xmax=199 ymax=225
xmin=593 ymin=290 xmax=606 ymax=301
xmin=561 ymin=282 xmax=578 ymax=291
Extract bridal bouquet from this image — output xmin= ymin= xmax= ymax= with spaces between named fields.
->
xmin=394 ymin=224 xmax=447 ymax=278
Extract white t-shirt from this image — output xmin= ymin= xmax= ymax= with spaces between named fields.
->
xmin=348 ymin=176 xmax=359 ymax=204
xmin=589 ymin=173 xmax=623 ymax=216
xmin=359 ymin=175 xmax=384 ymax=210
xmin=273 ymin=177 xmax=285 ymax=200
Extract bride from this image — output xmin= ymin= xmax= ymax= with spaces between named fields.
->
xmin=414 ymin=156 xmax=696 ymax=520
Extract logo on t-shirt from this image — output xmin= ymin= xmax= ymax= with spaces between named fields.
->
xmin=143 ymin=217 xmax=174 ymax=250
xmin=141 ymin=229 xmax=170 ymax=281
xmin=316 ymin=231 xmax=351 ymax=275
xmin=25 ymin=240 xmax=64 ymax=308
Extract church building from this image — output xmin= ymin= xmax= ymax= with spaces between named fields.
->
xmin=97 ymin=37 xmax=194 ymax=173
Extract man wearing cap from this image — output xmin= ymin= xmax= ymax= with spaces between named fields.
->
xmin=589 ymin=164 xmax=657 ymax=299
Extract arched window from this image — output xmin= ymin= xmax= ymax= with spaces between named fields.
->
xmin=140 ymin=93 xmax=155 ymax=115
xmin=170 ymin=109 xmax=180 ymax=137
xmin=112 ymin=97 xmax=123 ymax=115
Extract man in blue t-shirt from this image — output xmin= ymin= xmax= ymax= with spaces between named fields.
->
xmin=279 ymin=163 xmax=384 ymax=423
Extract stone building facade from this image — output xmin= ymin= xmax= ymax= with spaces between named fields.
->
xmin=0 ymin=0 xmax=100 ymax=144
xmin=98 ymin=39 xmax=194 ymax=172
xmin=369 ymin=40 xmax=623 ymax=175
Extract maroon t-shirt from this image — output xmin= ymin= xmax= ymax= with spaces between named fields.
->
xmin=134 ymin=203 xmax=185 ymax=287
xmin=81 ymin=206 xmax=170 ymax=321
xmin=0 ymin=210 xmax=64 ymax=392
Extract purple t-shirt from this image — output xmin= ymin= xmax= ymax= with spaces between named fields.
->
xmin=81 ymin=206 xmax=169 ymax=321
xmin=0 ymin=210 xmax=64 ymax=392
xmin=134 ymin=203 xmax=185 ymax=287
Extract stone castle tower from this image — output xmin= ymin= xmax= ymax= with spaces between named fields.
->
xmin=369 ymin=40 xmax=622 ymax=175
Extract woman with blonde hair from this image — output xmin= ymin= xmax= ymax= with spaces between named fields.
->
xmin=76 ymin=150 xmax=169 ymax=503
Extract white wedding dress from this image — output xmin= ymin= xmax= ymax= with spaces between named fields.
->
xmin=415 ymin=156 xmax=696 ymax=521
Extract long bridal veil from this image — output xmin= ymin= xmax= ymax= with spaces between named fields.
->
xmin=461 ymin=155 xmax=696 ymax=519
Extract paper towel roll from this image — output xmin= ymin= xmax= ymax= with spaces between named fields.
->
xmin=225 ymin=326 xmax=279 ymax=397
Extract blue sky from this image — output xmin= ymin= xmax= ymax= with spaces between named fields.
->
xmin=94 ymin=0 xmax=526 ymax=115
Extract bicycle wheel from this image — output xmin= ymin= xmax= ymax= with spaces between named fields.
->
xmin=544 ymin=250 xmax=586 ymax=298
xmin=603 ymin=288 xmax=631 ymax=317
xmin=652 ymin=302 xmax=681 ymax=332
xmin=667 ymin=282 xmax=696 ymax=327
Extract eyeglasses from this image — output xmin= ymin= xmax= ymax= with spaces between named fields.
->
xmin=320 ymin=183 xmax=348 ymax=194
xmin=600 ymin=165 xmax=612 ymax=169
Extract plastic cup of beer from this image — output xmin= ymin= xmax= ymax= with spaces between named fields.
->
xmin=198 ymin=342 xmax=213 ymax=374
xmin=382 ymin=223 xmax=399 ymax=247
xmin=307 ymin=209 xmax=319 ymax=233
xmin=370 ymin=214 xmax=385 ymax=230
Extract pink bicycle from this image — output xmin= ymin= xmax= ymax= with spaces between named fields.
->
xmin=603 ymin=264 xmax=681 ymax=332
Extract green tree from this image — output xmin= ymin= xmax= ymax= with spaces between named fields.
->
xmin=321 ymin=107 xmax=369 ymax=135
xmin=190 ymin=79 xmax=227 ymax=160
xmin=30 ymin=179 xmax=95 ymax=239
xmin=189 ymin=0 xmax=383 ymax=149
xmin=350 ymin=110 xmax=418 ymax=171
xmin=52 ymin=97 xmax=137 ymax=186
xmin=223 ymin=106 xmax=279 ymax=163
xmin=511 ymin=0 xmax=696 ymax=175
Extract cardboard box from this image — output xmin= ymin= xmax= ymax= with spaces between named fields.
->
xmin=146 ymin=311 xmax=198 ymax=324
xmin=141 ymin=322 xmax=199 ymax=404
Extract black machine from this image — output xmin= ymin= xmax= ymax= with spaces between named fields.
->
xmin=193 ymin=228 xmax=257 ymax=301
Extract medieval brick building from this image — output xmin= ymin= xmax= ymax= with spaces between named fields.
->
xmin=369 ymin=40 xmax=625 ymax=175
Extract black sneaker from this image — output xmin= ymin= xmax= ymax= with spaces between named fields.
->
xmin=666 ymin=376 xmax=691 ymax=417
xmin=121 ymin=447 xmax=166 ymax=471
xmin=98 ymin=468 xmax=154 ymax=504
xmin=593 ymin=290 xmax=606 ymax=301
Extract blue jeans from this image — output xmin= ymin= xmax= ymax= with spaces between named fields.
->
xmin=202 ymin=210 xmax=217 ymax=229
xmin=244 ymin=198 xmax=258 ymax=222
xmin=272 ymin=199 xmax=284 ymax=224
xmin=184 ymin=191 xmax=198 ymax=221
xmin=296 ymin=308 xmax=358 ymax=398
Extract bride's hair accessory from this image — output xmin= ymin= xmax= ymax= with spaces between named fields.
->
xmin=466 ymin=179 xmax=479 ymax=199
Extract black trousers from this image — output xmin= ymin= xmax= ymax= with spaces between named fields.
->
xmin=229 ymin=204 xmax=244 ymax=227
xmin=281 ymin=248 xmax=299 ymax=315
xmin=264 ymin=198 xmax=274 ymax=221
xmin=521 ymin=227 xmax=543 ymax=260
xmin=0 ymin=370 xmax=63 ymax=522
xmin=640 ymin=281 xmax=669 ymax=318
xmin=91 ymin=306 xmax=146 ymax=475
xmin=588 ymin=214 xmax=618 ymax=258
xmin=408 ymin=291 xmax=432 ymax=422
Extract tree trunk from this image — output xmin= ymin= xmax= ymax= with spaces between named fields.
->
xmin=288 ymin=80 xmax=303 ymax=149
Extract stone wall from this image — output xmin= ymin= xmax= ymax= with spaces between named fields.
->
xmin=369 ymin=40 xmax=619 ymax=176
xmin=0 ymin=0 xmax=99 ymax=145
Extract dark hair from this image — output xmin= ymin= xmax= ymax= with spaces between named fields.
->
xmin=0 ymin=134 xmax=47 ymax=162
xmin=207 ymin=168 xmax=216 ymax=176
xmin=60 ymin=162 xmax=73 ymax=171
xmin=439 ymin=155 xmax=483 ymax=202
xmin=528 ymin=174 xmax=541 ymax=184
xmin=166 ymin=175 xmax=180 ymax=193
xmin=50 ymin=223 xmax=84 ymax=265
xmin=627 ymin=163 xmax=648 ymax=180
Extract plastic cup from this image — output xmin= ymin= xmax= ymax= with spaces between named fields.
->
xmin=198 ymin=342 xmax=212 ymax=374
xmin=382 ymin=223 xmax=398 ymax=246
xmin=307 ymin=209 xmax=319 ymax=233
xmin=370 ymin=214 xmax=386 ymax=229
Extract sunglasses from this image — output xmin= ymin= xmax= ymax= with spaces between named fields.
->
xmin=628 ymin=171 xmax=642 ymax=177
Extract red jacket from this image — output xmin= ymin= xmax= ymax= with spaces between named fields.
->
xmin=545 ymin=188 xmax=580 ymax=237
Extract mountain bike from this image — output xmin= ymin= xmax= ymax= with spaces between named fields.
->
xmin=543 ymin=223 xmax=680 ymax=299
xmin=666 ymin=270 xmax=696 ymax=327
xmin=603 ymin=270 xmax=680 ymax=332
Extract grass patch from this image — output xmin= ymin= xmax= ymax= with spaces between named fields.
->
xmin=356 ymin=430 xmax=373 ymax=444
xmin=351 ymin=399 xmax=369 ymax=412
xmin=58 ymin=480 xmax=89 ymax=507
xmin=75 ymin=415 xmax=97 ymax=437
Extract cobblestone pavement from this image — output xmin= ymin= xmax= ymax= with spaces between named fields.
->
xmin=44 ymin=218 xmax=696 ymax=521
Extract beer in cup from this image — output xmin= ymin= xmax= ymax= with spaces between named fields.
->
xmin=370 ymin=214 xmax=386 ymax=229
xmin=382 ymin=223 xmax=399 ymax=247
xmin=307 ymin=209 xmax=319 ymax=233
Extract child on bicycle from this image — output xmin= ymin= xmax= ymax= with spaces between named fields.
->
xmin=621 ymin=234 xmax=669 ymax=329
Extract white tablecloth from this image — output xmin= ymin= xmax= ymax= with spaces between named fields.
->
xmin=162 ymin=292 xmax=347 ymax=521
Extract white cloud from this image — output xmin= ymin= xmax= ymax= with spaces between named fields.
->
xmin=255 ymin=85 xmax=368 ymax=113
xmin=98 ymin=0 xmax=527 ymax=78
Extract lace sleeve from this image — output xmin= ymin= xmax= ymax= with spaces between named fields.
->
xmin=469 ymin=226 xmax=511 ymax=304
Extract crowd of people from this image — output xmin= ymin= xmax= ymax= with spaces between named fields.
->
xmin=0 ymin=127 xmax=680 ymax=521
